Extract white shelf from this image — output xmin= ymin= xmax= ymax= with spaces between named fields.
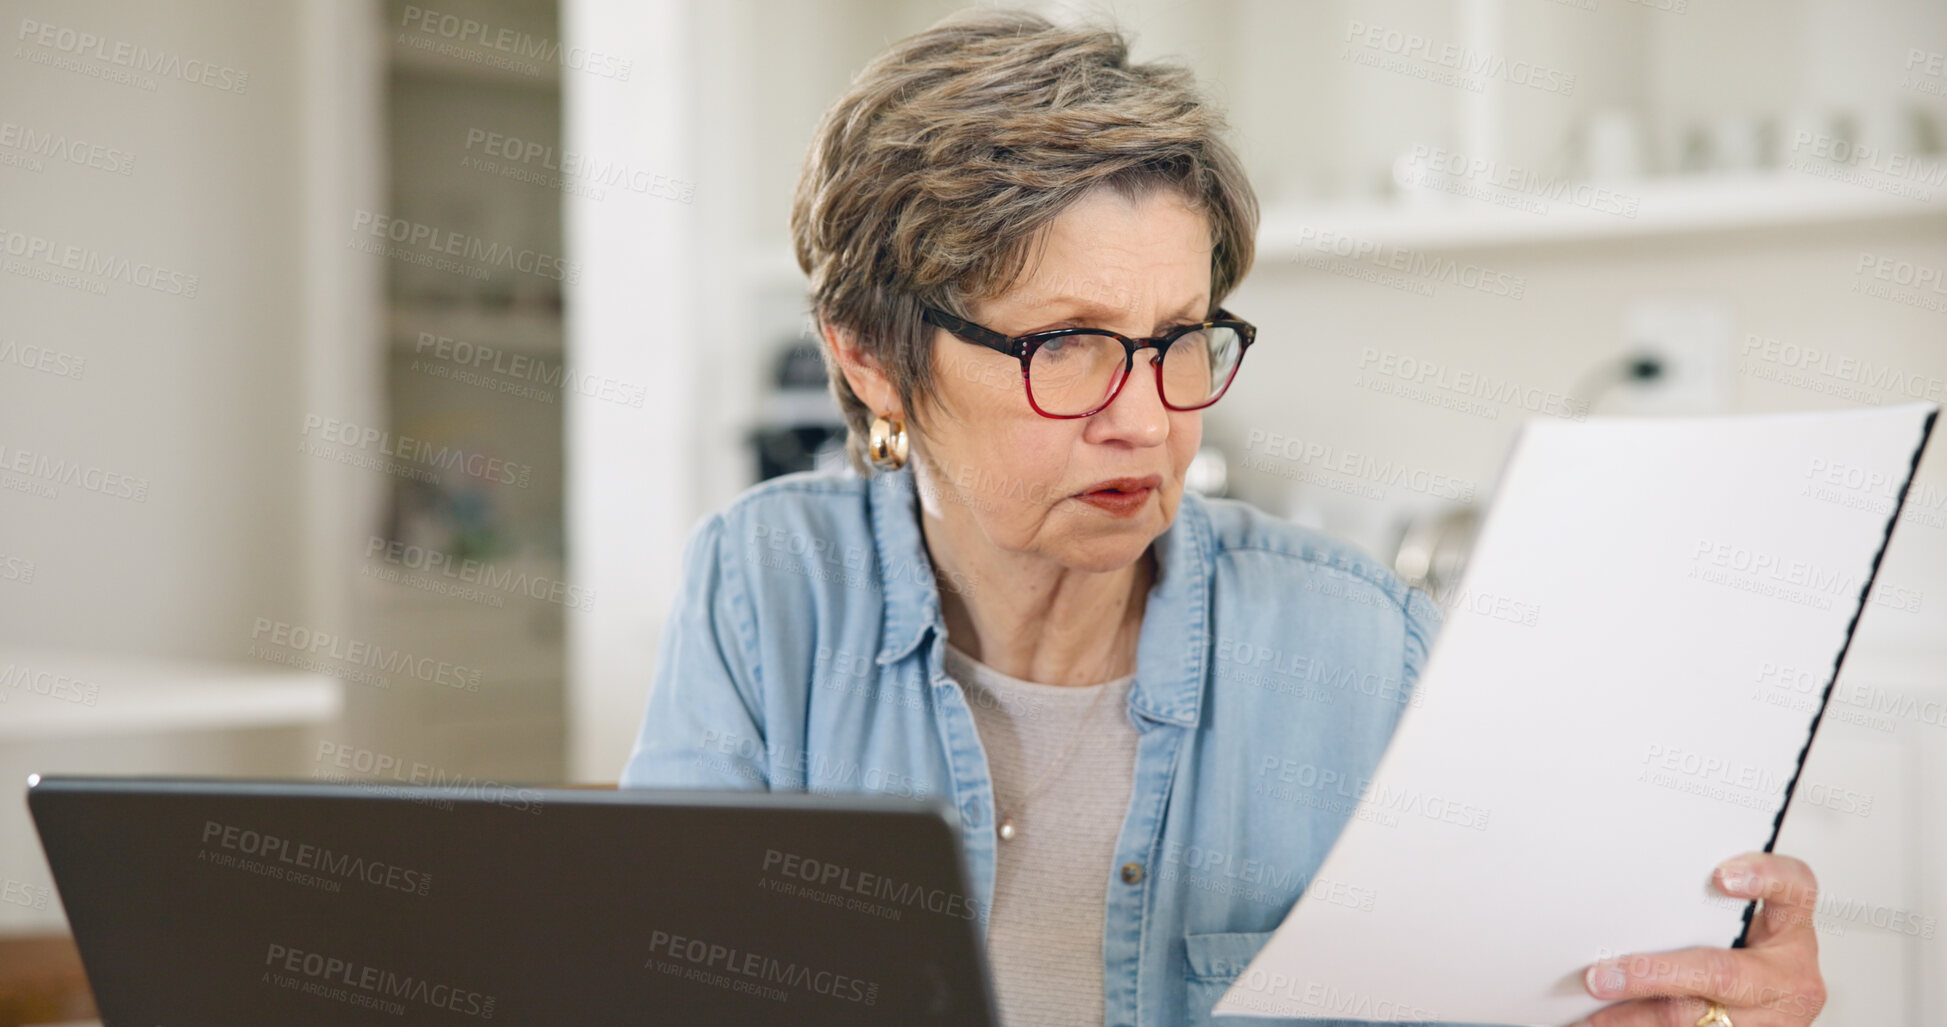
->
xmin=388 ymin=300 xmax=564 ymax=355
xmin=358 ymin=557 xmax=568 ymax=685
xmin=745 ymin=171 xmax=1947 ymax=285
xmin=388 ymin=36 xmax=560 ymax=91
xmin=0 ymin=649 xmax=341 ymax=740
xmin=1258 ymin=170 xmax=1947 ymax=257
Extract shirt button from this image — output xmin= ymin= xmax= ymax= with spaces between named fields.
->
xmin=1120 ymin=862 xmax=1144 ymax=884
xmin=960 ymin=799 xmax=984 ymax=826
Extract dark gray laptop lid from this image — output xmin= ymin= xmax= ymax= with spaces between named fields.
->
xmin=29 ymin=776 xmax=998 ymax=1026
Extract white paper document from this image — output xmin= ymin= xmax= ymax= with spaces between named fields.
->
xmin=1214 ymin=404 xmax=1938 ymax=1026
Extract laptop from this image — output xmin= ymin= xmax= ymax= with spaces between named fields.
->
xmin=27 ymin=775 xmax=999 ymax=1025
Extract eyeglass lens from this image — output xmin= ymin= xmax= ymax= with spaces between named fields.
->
xmin=1026 ymin=326 xmax=1244 ymax=415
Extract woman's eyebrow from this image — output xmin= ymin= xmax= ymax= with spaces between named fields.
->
xmin=1018 ymin=295 xmax=1211 ymax=332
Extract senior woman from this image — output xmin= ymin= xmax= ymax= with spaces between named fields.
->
xmin=621 ymin=11 xmax=1826 ymax=1027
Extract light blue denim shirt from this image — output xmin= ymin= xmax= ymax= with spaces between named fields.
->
xmin=620 ymin=465 xmax=1445 ymax=1027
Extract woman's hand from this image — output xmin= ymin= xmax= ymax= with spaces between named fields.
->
xmin=1573 ymin=852 xmax=1827 ymax=1027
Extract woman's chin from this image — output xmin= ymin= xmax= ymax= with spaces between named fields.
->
xmin=1047 ymin=510 xmax=1168 ymax=573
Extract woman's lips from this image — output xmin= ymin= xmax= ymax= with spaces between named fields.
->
xmin=1074 ymin=476 xmax=1162 ymax=517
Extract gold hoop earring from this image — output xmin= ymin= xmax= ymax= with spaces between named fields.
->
xmin=866 ymin=414 xmax=908 ymax=471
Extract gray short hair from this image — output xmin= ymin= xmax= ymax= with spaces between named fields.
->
xmin=790 ymin=8 xmax=1259 ymax=472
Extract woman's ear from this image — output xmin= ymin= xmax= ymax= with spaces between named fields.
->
xmin=821 ymin=319 xmax=903 ymax=418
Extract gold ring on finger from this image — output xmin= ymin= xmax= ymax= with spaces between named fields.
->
xmin=1694 ymin=1000 xmax=1733 ymax=1027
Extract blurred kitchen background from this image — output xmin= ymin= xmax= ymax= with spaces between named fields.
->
xmin=3 ymin=0 xmax=1946 ymax=1022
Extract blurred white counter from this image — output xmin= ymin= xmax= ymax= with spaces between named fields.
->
xmin=0 ymin=649 xmax=341 ymax=935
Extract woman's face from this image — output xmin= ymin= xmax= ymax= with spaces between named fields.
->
xmin=911 ymin=186 xmax=1212 ymax=574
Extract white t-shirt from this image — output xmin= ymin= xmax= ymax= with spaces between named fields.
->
xmin=944 ymin=641 xmax=1142 ymax=1027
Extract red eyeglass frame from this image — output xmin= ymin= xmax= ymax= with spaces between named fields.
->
xmin=920 ymin=306 xmax=1257 ymax=419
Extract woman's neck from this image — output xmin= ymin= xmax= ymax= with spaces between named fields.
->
xmin=920 ymin=507 xmax=1153 ymax=688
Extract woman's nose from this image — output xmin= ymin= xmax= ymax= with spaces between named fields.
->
xmin=1087 ymin=350 xmax=1169 ymax=444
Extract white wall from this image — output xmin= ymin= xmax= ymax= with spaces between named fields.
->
xmin=2 ymin=2 xmax=309 ymax=657
xmin=1 ymin=0 xmax=387 ymax=656
xmin=0 ymin=0 xmax=386 ymax=933
xmin=561 ymin=0 xmax=701 ymax=782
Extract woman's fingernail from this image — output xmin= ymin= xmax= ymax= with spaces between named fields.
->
xmin=1586 ymin=960 xmax=1627 ymax=999
xmin=1718 ymin=861 xmax=1756 ymax=895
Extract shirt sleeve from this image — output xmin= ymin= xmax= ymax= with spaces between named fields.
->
xmin=618 ymin=512 xmax=771 ymax=790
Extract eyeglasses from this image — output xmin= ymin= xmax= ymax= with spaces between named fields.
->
xmin=922 ymin=306 xmax=1256 ymax=419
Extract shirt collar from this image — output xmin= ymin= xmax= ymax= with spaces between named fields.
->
xmin=869 ymin=466 xmax=943 ymax=666
xmin=867 ymin=464 xmax=1212 ymax=728
xmin=1130 ymin=489 xmax=1210 ymax=727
